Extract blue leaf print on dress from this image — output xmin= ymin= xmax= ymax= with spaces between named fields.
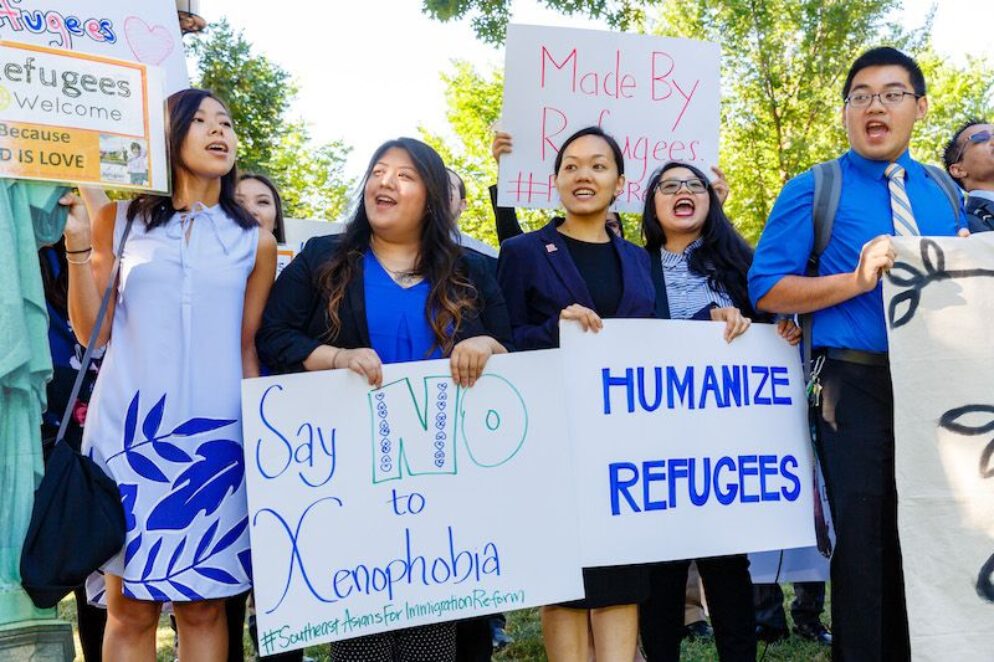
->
xmin=120 ymin=484 xmax=138 ymax=532
xmin=195 ymin=520 xmax=219 ymax=562
xmin=127 ymin=450 xmax=169 ymax=483
xmin=170 ymin=418 xmax=236 ymax=437
xmin=124 ymin=392 xmax=140 ymax=449
xmin=169 ymin=580 xmax=203 ymax=601
xmin=142 ymin=538 xmax=163 ymax=580
xmin=124 ymin=534 xmax=142 ymax=564
xmin=167 ymin=537 xmax=187 ymax=574
xmin=210 ymin=517 xmax=248 ymax=557
xmin=145 ymin=440 xmax=245 ymax=531
xmin=143 ymin=394 xmax=166 ymax=441
xmin=146 ymin=584 xmax=170 ymax=602
xmin=237 ymin=549 xmax=252 ymax=581
xmin=195 ymin=567 xmax=239 ymax=584
xmin=153 ymin=441 xmax=192 ymax=464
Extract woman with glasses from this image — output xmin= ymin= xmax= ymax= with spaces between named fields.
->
xmin=498 ymin=126 xmax=655 ymax=662
xmin=637 ymin=161 xmax=800 ymax=661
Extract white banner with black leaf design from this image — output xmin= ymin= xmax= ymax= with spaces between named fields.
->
xmin=884 ymin=234 xmax=994 ymax=660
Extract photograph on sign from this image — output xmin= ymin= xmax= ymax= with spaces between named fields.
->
xmin=498 ymin=24 xmax=720 ymax=213
xmin=241 ymin=350 xmax=584 ymax=654
xmin=561 ymin=320 xmax=816 ymax=566
xmin=0 ymin=40 xmax=168 ymax=192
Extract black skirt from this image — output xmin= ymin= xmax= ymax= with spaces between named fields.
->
xmin=559 ymin=564 xmax=650 ymax=609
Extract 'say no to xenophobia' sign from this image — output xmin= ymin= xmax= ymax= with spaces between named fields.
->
xmin=0 ymin=40 xmax=167 ymax=192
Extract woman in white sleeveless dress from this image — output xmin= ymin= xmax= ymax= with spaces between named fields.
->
xmin=61 ymin=89 xmax=276 ymax=661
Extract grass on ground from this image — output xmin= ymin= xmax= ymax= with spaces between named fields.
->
xmin=59 ymin=584 xmax=829 ymax=661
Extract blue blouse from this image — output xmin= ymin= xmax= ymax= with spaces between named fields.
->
xmin=363 ymin=250 xmax=443 ymax=364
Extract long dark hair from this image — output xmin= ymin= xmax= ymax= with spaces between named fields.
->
xmin=642 ymin=162 xmax=755 ymax=316
xmin=127 ymin=88 xmax=256 ymax=230
xmin=315 ymin=138 xmax=478 ymax=355
xmin=240 ymin=172 xmax=286 ymax=242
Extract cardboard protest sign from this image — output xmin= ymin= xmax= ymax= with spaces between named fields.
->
xmin=883 ymin=235 xmax=994 ymax=660
xmin=241 ymin=351 xmax=584 ymax=654
xmin=0 ymin=41 xmax=167 ymax=191
xmin=0 ymin=0 xmax=188 ymax=93
xmin=561 ymin=320 xmax=815 ymax=566
xmin=498 ymin=24 xmax=720 ymax=213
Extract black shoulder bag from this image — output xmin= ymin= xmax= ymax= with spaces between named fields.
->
xmin=20 ymin=216 xmax=134 ymax=608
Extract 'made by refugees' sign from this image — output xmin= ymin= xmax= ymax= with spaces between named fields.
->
xmin=0 ymin=41 xmax=167 ymax=192
xmin=242 ymin=321 xmax=816 ymax=654
xmin=498 ymin=25 xmax=720 ymax=213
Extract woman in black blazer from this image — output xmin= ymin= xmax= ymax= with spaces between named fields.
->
xmin=498 ymin=126 xmax=654 ymax=662
xmin=638 ymin=161 xmax=800 ymax=662
xmin=256 ymin=138 xmax=511 ymax=662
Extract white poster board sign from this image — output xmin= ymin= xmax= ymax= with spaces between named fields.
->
xmin=242 ymin=351 xmax=584 ymax=654
xmin=884 ymin=235 xmax=994 ymax=660
xmin=0 ymin=41 xmax=168 ymax=192
xmin=498 ymin=24 xmax=720 ymax=213
xmin=561 ymin=320 xmax=815 ymax=565
xmin=0 ymin=0 xmax=188 ymax=93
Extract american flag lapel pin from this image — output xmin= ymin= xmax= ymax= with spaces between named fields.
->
xmin=545 ymin=243 xmax=557 ymax=253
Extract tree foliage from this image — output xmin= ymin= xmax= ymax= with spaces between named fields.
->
xmin=420 ymin=62 xmax=548 ymax=246
xmin=188 ymin=19 xmax=352 ymax=221
xmin=422 ymin=0 xmax=646 ymax=44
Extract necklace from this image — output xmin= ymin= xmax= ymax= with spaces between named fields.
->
xmin=370 ymin=243 xmax=422 ymax=286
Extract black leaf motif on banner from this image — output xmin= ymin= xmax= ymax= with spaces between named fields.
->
xmin=887 ymin=240 xmax=994 ymax=329
xmin=938 ymin=403 xmax=994 ymax=603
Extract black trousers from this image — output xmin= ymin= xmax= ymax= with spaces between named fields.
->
xmin=640 ymin=556 xmax=755 ymax=661
xmin=817 ymin=358 xmax=910 ymax=661
xmin=455 ymin=616 xmax=492 ymax=662
xmin=753 ymin=581 xmax=825 ymax=630
xmin=74 ymin=585 xmax=106 ymax=661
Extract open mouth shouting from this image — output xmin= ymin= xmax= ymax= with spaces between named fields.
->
xmin=672 ymin=196 xmax=697 ymax=218
xmin=865 ymin=120 xmax=890 ymax=143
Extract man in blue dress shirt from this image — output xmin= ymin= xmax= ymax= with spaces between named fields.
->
xmin=748 ymin=47 xmax=967 ymax=661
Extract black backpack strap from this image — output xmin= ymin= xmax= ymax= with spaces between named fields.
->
xmin=55 ymin=212 xmax=135 ymax=447
xmin=801 ymin=159 xmax=842 ymax=382
xmin=923 ymin=163 xmax=966 ymax=221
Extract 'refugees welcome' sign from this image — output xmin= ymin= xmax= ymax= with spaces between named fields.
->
xmin=0 ymin=40 xmax=167 ymax=191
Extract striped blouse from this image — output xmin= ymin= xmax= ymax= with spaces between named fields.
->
xmin=661 ymin=238 xmax=733 ymax=319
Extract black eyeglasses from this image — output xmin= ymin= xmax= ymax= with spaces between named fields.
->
xmin=845 ymin=90 xmax=920 ymax=108
xmin=955 ymin=129 xmax=994 ymax=162
xmin=655 ymin=178 xmax=708 ymax=195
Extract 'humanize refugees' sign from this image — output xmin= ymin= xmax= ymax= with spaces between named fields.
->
xmin=241 ymin=351 xmax=585 ymax=654
xmin=0 ymin=41 xmax=167 ymax=191
xmin=884 ymin=235 xmax=994 ymax=660
xmin=498 ymin=24 xmax=720 ymax=213
xmin=561 ymin=320 xmax=815 ymax=565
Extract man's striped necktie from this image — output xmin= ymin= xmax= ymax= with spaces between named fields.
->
xmin=884 ymin=163 xmax=921 ymax=237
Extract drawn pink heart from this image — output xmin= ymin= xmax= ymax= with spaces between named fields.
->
xmin=124 ymin=16 xmax=175 ymax=66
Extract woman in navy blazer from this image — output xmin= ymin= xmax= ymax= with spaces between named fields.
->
xmin=498 ymin=126 xmax=654 ymax=662
xmin=257 ymin=138 xmax=511 ymax=662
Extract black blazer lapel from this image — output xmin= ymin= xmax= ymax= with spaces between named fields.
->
xmin=346 ymin=257 xmax=372 ymax=347
xmin=536 ymin=220 xmax=595 ymax=308
xmin=646 ymin=247 xmax=671 ymax=319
